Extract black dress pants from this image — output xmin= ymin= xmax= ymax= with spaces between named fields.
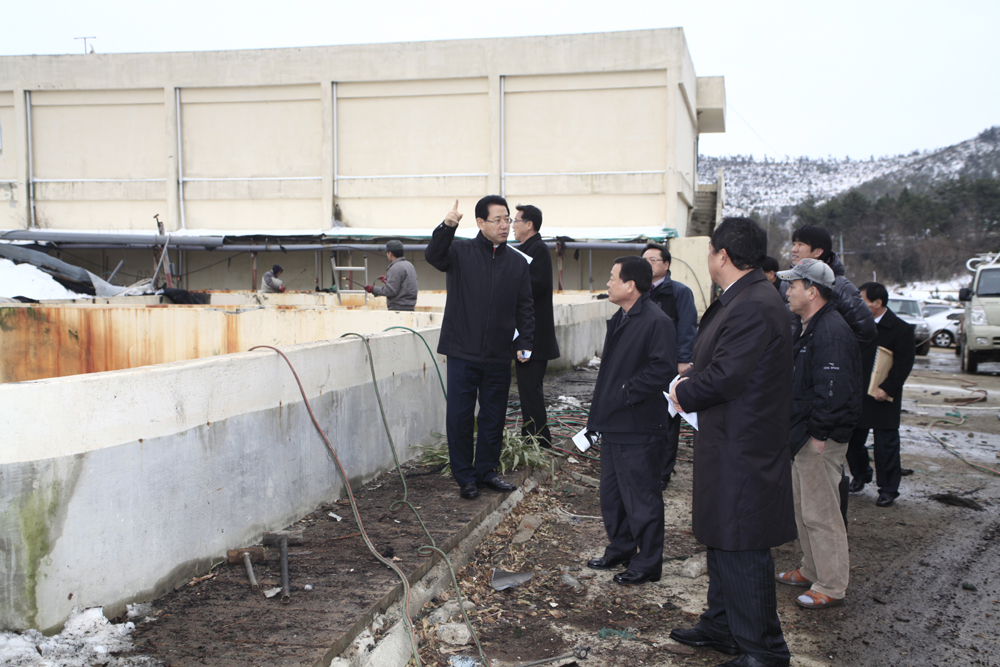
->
xmin=660 ymin=413 xmax=681 ymax=485
xmin=599 ymin=438 xmax=664 ymax=574
xmin=696 ymin=547 xmax=791 ymax=667
xmin=446 ymin=356 xmax=511 ymax=487
xmin=846 ymin=427 xmax=902 ymax=496
xmin=515 ymin=357 xmax=551 ymax=446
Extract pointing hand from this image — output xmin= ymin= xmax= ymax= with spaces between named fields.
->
xmin=444 ymin=199 xmax=463 ymax=227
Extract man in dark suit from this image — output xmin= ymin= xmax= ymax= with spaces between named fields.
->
xmin=586 ymin=256 xmax=676 ymax=586
xmin=512 ymin=204 xmax=560 ymax=448
xmin=846 ymin=282 xmax=915 ymax=508
xmin=669 ymin=218 xmax=795 ymax=667
xmin=641 ymin=242 xmax=698 ymax=489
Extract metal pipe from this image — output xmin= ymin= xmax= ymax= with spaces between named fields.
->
xmin=279 ymin=536 xmax=290 ymax=604
xmin=176 ymin=88 xmax=186 ymax=231
xmin=24 ymin=241 xmax=653 ymax=252
xmin=0 ymin=230 xmax=225 ymax=246
xmin=26 ymin=91 xmax=36 ymax=229
xmin=107 ymin=260 xmax=124 ymax=284
xmin=504 ymin=169 xmax=663 ymax=177
xmin=241 ymin=552 xmax=260 ymax=591
xmin=181 ymin=176 xmax=321 ymax=182
xmin=334 ymin=172 xmax=488 ymax=180
xmin=251 ymin=252 xmax=257 ymax=291
xmin=150 ymin=236 xmax=170 ymax=287
xmin=32 ymin=178 xmax=166 ymax=183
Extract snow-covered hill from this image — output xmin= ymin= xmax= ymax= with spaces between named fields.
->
xmin=699 ymin=126 xmax=1000 ymax=217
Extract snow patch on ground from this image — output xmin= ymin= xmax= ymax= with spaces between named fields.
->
xmin=0 ymin=259 xmax=86 ymax=300
xmin=0 ymin=606 xmax=159 ymax=667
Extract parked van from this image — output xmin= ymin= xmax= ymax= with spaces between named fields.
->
xmin=958 ymin=254 xmax=1000 ymax=373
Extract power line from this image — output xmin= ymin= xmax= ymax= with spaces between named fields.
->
xmin=728 ymin=102 xmax=784 ymax=158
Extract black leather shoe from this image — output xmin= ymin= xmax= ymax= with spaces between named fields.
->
xmin=613 ymin=569 xmax=661 ymax=586
xmin=900 ymin=468 xmax=914 ymax=476
xmin=586 ymin=553 xmax=634 ymax=570
xmin=478 ymin=477 xmax=516 ymax=492
xmin=717 ymin=653 xmax=769 ymax=667
xmin=876 ymin=492 xmax=897 ymax=507
xmin=459 ymin=483 xmax=479 ymax=500
xmin=668 ymin=628 xmax=740 ymax=656
xmin=848 ymin=478 xmax=866 ymax=493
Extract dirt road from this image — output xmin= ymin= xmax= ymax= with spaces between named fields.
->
xmin=421 ymin=348 xmax=1000 ymax=666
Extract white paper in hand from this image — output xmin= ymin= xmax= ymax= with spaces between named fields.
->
xmin=572 ymin=427 xmax=594 ymax=452
xmin=666 ymin=375 xmax=699 ymax=431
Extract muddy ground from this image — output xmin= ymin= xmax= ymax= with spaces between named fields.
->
xmin=126 ymin=346 xmax=1000 ymax=667
xmin=413 ymin=348 xmax=1000 ymax=667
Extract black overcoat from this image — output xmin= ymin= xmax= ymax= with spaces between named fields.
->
xmin=513 ymin=233 xmax=560 ymax=361
xmin=586 ymin=293 xmax=676 ymax=438
xmin=675 ymin=269 xmax=797 ymax=551
xmin=858 ymin=308 xmax=915 ymax=430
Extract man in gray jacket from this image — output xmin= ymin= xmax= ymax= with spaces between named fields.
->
xmin=367 ymin=240 xmax=418 ymax=311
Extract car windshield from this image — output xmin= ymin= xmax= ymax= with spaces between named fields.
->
xmin=976 ymin=269 xmax=1000 ymax=296
xmin=888 ymin=299 xmax=922 ymax=317
xmin=923 ymin=305 xmax=952 ymax=317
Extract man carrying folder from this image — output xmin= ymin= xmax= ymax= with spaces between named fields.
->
xmin=846 ymin=282 xmax=915 ymax=507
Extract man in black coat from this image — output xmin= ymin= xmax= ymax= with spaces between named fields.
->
xmin=782 ymin=225 xmax=876 ymax=349
xmin=641 ymin=242 xmax=698 ymax=488
xmin=425 ymin=197 xmax=535 ymax=500
xmin=777 ymin=259 xmax=862 ymax=610
xmin=669 ymin=218 xmax=795 ymax=667
xmin=512 ymin=204 xmax=560 ymax=448
xmin=586 ymin=256 xmax=676 ymax=586
xmin=846 ymin=282 xmax=915 ymax=508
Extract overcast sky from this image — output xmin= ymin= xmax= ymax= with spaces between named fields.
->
xmin=4 ymin=0 xmax=997 ymax=160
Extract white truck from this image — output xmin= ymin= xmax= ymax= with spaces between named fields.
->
xmin=958 ymin=253 xmax=1000 ymax=373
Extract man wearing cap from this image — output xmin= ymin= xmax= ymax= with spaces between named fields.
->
xmin=367 ymin=240 xmax=418 ymax=311
xmin=261 ymin=265 xmax=285 ymax=293
xmin=776 ymin=258 xmax=862 ymax=610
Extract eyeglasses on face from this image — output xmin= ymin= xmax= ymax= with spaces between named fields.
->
xmin=484 ymin=217 xmax=511 ymax=225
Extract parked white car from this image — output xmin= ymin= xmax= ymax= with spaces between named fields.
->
xmin=922 ymin=303 xmax=963 ymax=348
xmin=887 ymin=296 xmax=933 ymax=355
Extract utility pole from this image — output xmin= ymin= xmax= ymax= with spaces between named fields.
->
xmin=74 ymin=37 xmax=96 ymax=54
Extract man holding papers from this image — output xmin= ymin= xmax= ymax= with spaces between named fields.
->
xmin=846 ymin=282 xmax=915 ymax=507
xmin=668 ymin=218 xmax=795 ymax=667
xmin=585 ymin=256 xmax=676 ymax=586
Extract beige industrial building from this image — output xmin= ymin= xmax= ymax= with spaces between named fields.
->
xmin=0 ymin=29 xmax=727 ymax=634
xmin=0 ymin=28 xmax=724 ymax=293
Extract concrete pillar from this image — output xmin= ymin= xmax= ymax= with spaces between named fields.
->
xmin=664 ymin=67 xmax=679 ymax=236
xmin=12 ymin=89 xmax=29 ymax=229
xmin=321 ymin=80 xmax=335 ymax=228
xmin=164 ymin=86 xmax=181 ymax=232
xmin=488 ymin=74 xmax=502 ymax=196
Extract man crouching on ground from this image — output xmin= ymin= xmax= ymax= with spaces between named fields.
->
xmin=586 ymin=256 xmax=676 ymax=586
xmin=776 ymin=258 xmax=862 ymax=610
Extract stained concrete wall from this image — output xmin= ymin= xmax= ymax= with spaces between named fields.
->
xmin=0 ymin=298 xmax=614 ymax=632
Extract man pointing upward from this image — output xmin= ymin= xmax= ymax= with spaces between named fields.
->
xmin=426 ymin=197 xmax=535 ymax=500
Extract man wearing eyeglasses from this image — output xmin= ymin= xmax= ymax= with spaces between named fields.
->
xmin=426 ymin=196 xmax=535 ymax=500
xmin=641 ymin=243 xmax=697 ymax=489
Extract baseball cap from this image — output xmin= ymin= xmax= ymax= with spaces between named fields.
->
xmin=776 ymin=258 xmax=835 ymax=288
